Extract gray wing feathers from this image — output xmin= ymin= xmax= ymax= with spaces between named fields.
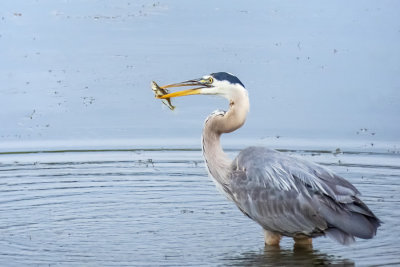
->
xmin=230 ymin=169 xmax=326 ymax=235
xmin=229 ymin=146 xmax=381 ymax=244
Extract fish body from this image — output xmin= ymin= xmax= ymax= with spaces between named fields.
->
xmin=151 ymin=81 xmax=175 ymax=110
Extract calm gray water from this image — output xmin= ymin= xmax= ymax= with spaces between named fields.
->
xmin=1 ymin=1 xmax=399 ymax=265
xmin=0 ymin=145 xmax=399 ymax=266
xmin=1 ymin=0 xmax=399 ymax=142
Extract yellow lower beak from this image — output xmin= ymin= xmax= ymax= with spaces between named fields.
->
xmin=157 ymin=88 xmax=202 ymax=99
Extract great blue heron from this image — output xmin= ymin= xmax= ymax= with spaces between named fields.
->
xmin=156 ymin=72 xmax=381 ymax=246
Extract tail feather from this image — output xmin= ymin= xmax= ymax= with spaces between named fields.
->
xmin=318 ymin=195 xmax=381 ymax=242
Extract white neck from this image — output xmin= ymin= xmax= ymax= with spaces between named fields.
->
xmin=201 ymin=86 xmax=249 ymax=187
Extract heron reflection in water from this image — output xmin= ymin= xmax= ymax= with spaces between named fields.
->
xmin=156 ymin=72 xmax=381 ymax=246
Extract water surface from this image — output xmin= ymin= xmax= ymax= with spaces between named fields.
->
xmin=1 ymin=0 xmax=399 ymax=142
xmin=0 ymin=144 xmax=399 ymax=266
xmin=1 ymin=1 xmax=399 ymax=265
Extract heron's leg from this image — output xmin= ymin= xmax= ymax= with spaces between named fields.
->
xmin=263 ymin=230 xmax=281 ymax=246
xmin=293 ymin=236 xmax=313 ymax=246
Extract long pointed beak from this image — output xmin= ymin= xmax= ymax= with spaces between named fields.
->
xmin=158 ymin=88 xmax=202 ymax=99
xmin=157 ymin=79 xmax=210 ymax=99
xmin=160 ymin=80 xmax=203 ymax=89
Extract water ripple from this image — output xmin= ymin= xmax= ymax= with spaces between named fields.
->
xmin=0 ymin=148 xmax=398 ymax=266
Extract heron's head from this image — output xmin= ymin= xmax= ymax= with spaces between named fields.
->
xmin=157 ymin=72 xmax=246 ymax=101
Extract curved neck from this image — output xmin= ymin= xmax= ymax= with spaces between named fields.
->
xmin=202 ymin=88 xmax=249 ymax=185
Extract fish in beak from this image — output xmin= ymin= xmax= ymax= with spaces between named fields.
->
xmin=151 ymin=81 xmax=175 ymax=110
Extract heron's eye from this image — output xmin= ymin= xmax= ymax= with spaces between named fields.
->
xmin=208 ymin=77 xmax=213 ymax=84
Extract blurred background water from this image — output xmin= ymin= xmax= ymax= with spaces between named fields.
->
xmin=1 ymin=0 xmax=399 ymax=148
xmin=0 ymin=0 xmax=399 ymax=266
